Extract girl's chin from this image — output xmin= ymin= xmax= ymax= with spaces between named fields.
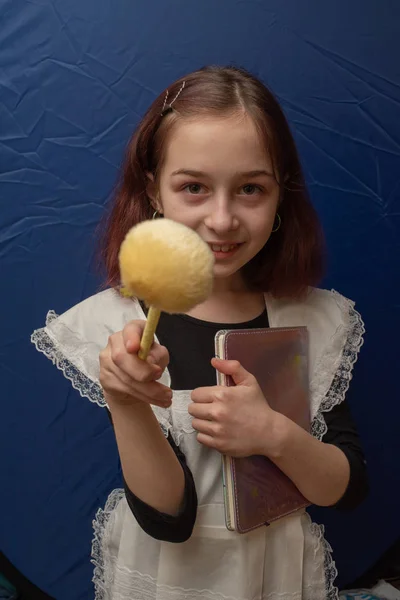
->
xmin=212 ymin=264 xmax=247 ymax=287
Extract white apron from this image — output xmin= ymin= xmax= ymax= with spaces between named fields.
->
xmin=31 ymin=287 xmax=365 ymax=600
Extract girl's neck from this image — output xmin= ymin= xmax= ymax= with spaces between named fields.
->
xmin=186 ymin=287 xmax=266 ymax=324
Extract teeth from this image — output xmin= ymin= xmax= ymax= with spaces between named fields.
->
xmin=211 ymin=244 xmax=238 ymax=252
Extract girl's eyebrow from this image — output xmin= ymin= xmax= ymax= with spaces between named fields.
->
xmin=171 ymin=168 xmax=274 ymax=178
xmin=171 ymin=169 xmax=207 ymax=177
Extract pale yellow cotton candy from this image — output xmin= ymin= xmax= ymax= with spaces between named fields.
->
xmin=119 ymin=219 xmax=214 ymax=313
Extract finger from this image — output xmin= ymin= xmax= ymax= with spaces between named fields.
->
xmin=106 ymin=362 xmax=173 ymax=405
xmin=122 ymin=321 xmax=166 ymax=375
xmin=101 ymin=366 xmax=172 ymax=408
xmin=192 ymin=418 xmax=218 ymax=437
xmin=191 ymin=386 xmax=221 ymax=403
xmin=110 ymin=337 xmax=162 ymax=382
xmin=188 ymin=402 xmax=213 ymax=420
xmin=196 ymin=432 xmax=220 ymax=451
xmin=129 ymin=377 xmax=173 ymax=405
xmin=211 ymin=358 xmax=255 ymax=387
xmin=107 ymin=362 xmax=171 ymax=397
xmin=135 ymin=385 xmax=172 ymax=408
xmin=122 ymin=321 xmax=147 ymax=354
xmin=147 ymin=344 xmax=170 ymax=372
xmin=110 ymin=384 xmax=171 ymax=409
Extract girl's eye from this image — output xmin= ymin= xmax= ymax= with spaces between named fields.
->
xmin=184 ymin=183 xmax=204 ymax=194
xmin=241 ymin=184 xmax=262 ymax=195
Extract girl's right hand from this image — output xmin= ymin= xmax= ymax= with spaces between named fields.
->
xmin=99 ymin=320 xmax=172 ymax=408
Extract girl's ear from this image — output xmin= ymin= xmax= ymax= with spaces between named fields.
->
xmin=146 ymin=172 xmax=163 ymax=213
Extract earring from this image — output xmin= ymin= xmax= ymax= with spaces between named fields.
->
xmin=272 ymin=213 xmax=281 ymax=233
xmin=151 ymin=192 xmax=163 ymax=220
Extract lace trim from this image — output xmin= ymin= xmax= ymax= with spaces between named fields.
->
xmin=91 ymin=488 xmax=125 ymax=600
xmin=151 ymin=404 xmax=177 ymax=442
xmin=94 ymin=565 xmax=324 ymax=600
xmin=91 ymin=492 xmax=337 ymax=600
xmin=307 ymin=518 xmax=339 ymax=600
xmin=311 ymin=292 xmax=365 ymax=440
xmin=91 ymin=495 xmax=338 ymax=600
xmin=307 ymin=293 xmax=364 ymax=600
xmin=156 ymin=390 xmax=197 ymax=446
xmin=31 ymin=311 xmax=107 ymax=408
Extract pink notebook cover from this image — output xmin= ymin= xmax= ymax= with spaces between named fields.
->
xmin=215 ymin=326 xmax=310 ymax=533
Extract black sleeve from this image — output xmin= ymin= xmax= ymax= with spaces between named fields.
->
xmin=123 ymin=433 xmax=197 ymax=543
xmin=106 ymin=410 xmax=197 ymax=542
xmin=322 ymin=400 xmax=369 ymax=510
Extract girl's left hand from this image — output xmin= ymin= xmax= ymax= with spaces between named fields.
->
xmin=189 ymin=357 xmax=280 ymax=457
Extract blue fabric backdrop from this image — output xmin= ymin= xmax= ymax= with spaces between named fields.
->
xmin=1 ymin=1 xmax=399 ymax=598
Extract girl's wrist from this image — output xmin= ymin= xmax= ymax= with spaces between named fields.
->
xmin=257 ymin=408 xmax=291 ymax=459
xmin=106 ymin=392 xmax=150 ymax=415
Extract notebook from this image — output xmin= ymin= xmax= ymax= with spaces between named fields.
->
xmin=214 ymin=326 xmax=311 ymax=534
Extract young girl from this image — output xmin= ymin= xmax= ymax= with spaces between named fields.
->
xmin=32 ymin=66 xmax=368 ymax=600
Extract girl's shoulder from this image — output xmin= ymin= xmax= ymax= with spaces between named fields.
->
xmin=266 ymin=288 xmax=365 ymax=424
xmin=46 ymin=288 xmax=143 ymax=339
xmin=266 ymin=287 xmax=359 ymax=332
xmin=53 ymin=288 xmax=143 ymax=331
xmin=31 ymin=289 xmax=145 ymax=407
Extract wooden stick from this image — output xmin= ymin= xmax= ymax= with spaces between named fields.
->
xmin=138 ymin=306 xmax=161 ymax=360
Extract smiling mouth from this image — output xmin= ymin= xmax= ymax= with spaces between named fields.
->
xmin=208 ymin=243 xmax=242 ymax=253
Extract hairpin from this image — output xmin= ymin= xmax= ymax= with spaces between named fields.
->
xmin=161 ymin=81 xmax=185 ymax=115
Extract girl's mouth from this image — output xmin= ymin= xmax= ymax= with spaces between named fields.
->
xmin=208 ymin=243 xmax=242 ymax=259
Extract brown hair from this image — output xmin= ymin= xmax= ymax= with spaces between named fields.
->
xmin=99 ymin=65 xmax=324 ymax=298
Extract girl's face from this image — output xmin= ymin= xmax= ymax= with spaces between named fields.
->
xmin=155 ymin=113 xmax=280 ymax=290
